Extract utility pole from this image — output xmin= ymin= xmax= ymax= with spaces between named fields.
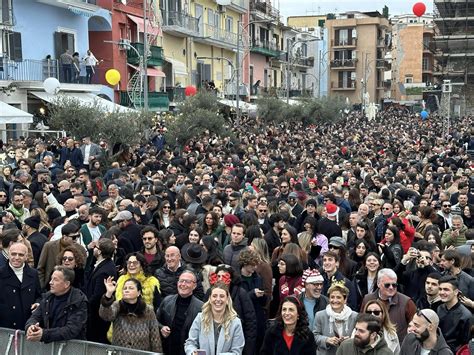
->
xmin=236 ymin=20 xmax=240 ymax=126
xmin=143 ymin=0 xmax=149 ymax=110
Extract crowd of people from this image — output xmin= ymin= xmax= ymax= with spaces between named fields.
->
xmin=0 ymin=109 xmax=472 ymax=355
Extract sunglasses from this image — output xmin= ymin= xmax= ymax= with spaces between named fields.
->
xmin=382 ymin=207 xmax=391 ymax=210
xmin=67 ymin=234 xmax=80 ymax=240
xmin=383 ymin=283 xmax=398 ymax=289
xmin=62 ymin=256 xmax=74 ymax=262
xmin=163 ymin=206 xmax=171 ymax=209
xmin=258 ymin=209 xmax=267 ymax=213
xmin=417 ymin=310 xmax=432 ymax=324
xmin=442 ymin=204 xmax=451 ymax=207
xmin=366 ymin=310 xmax=382 ymax=316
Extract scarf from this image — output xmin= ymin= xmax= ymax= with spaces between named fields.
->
xmin=325 ymin=304 xmax=353 ymax=335
xmin=8 ymin=205 xmax=24 ymax=218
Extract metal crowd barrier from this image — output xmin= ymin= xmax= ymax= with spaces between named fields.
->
xmin=0 ymin=328 xmax=161 ymax=355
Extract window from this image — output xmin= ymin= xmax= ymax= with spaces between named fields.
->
xmin=225 ymin=16 xmax=233 ymax=32
xmin=7 ymin=31 xmax=22 ymax=61
xmin=54 ymin=31 xmax=75 ymax=59
xmin=208 ymin=9 xmax=214 ymax=26
xmin=1 ymin=0 xmax=13 ymax=25
xmin=405 ymin=77 xmax=413 ymax=83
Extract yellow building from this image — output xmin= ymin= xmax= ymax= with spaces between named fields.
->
xmin=287 ymin=15 xmax=326 ymax=29
xmin=160 ymin=0 xmax=246 ymax=100
xmin=326 ymin=11 xmax=390 ymax=106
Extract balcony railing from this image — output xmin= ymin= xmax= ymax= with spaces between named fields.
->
xmin=166 ymin=86 xmax=185 ymax=103
xmin=330 ymin=59 xmax=357 ymax=68
xmin=162 ymin=11 xmax=199 ymax=34
xmin=250 ymin=1 xmax=280 ymax=20
xmin=127 ymin=43 xmax=164 ymax=67
xmin=120 ymin=91 xmax=170 ymax=111
xmin=203 ymin=24 xmax=238 ymax=46
xmin=250 ymin=40 xmax=282 ymax=57
xmin=331 ymin=81 xmax=356 ymax=89
xmin=293 ymin=57 xmax=315 ymax=67
xmin=0 ymin=57 xmax=106 ymax=84
xmin=332 ymin=38 xmax=357 ymax=47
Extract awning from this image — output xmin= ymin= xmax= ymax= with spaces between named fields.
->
xmin=31 ymin=92 xmax=136 ymax=113
xmin=0 ymin=101 xmax=33 ymax=124
xmin=164 ymin=57 xmax=188 ymax=76
xmin=127 ymin=14 xmax=162 ymax=37
xmin=127 ymin=64 xmax=166 ymax=77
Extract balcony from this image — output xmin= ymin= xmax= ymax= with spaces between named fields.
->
xmin=250 ymin=40 xmax=282 ymax=57
xmin=127 ymin=43 xmax=164 ymax=67
xmin=194 ymin=25 xmax=238 ymax=50
xmin=331 ymin=81 xmax=356 ymax=90
xmin=377 ymin=37 xmax=386 ymax=47
xmin=293 ymin=57 xmax=315 ymax=67
xmin=250 ymin=1 xmax=280 ymax=21
xmin=166 ymin=86 xmax=185 ymax=103
xmin=120 ymin=91 xmax=170 ymax=112
xmin=332 ymin=38 xmax=357 ymax=47
xmin=162 ymin=11 xmax=200 ymax=37
xmin=330 ymin=59 xmax=357 ymax=68
xmin=226 ymin=0 xmax=247 ymax=13
xmin=0 ymin=57 xmax=106 ymax=85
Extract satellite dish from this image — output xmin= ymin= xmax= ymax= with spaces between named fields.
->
xmin=216 ymin=0 xmax=231 ymax=5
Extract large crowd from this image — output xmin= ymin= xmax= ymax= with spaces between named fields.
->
xmin=0 ymin=109 xmax=473 ymax=355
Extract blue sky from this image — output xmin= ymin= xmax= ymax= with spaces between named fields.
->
xmin=277 ymin=0 xmax=434 ymax=22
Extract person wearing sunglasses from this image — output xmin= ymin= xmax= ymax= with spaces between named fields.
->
xmin=363 ymin=299 xmax=399 ymax=355
xmin=37 ymin=221 xmax=86 ymax=289
xmin=361 ymin=268 xmax=416 ymax=344
xmin=401 ymin=309 xmax=452 ymax=355
xmin=57 ymin=244 xmax=86 ymax=289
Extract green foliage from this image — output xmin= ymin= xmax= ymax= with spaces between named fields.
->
xmin=48 ymin=96 xmax=153 ymax=153
xmin=165 ymin=91 xmax=230 ymax=146
xmin=382 ymin=5 xmax=389 ymax=19
xmin=256 ymin=96 xmax=287 ymax=124
xmin=256 ymin=95 xmax=346 ymax=126
xmin=406 ymin=87 xmax=424 ymax=95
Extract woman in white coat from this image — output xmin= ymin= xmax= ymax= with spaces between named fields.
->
xmin=185 ymin=282 xmax=245 ymax=355
xmin=313 ymin=282 xmax=358 ymax=355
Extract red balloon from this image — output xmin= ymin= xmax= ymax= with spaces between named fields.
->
xmin=413 ymin=2 xmax=426 ymax=17
xmin=185 ymin=85 xmax=197 ymax=97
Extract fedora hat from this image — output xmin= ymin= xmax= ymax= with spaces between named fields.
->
xmin=181 ymin=243 xmax=208 ymax=264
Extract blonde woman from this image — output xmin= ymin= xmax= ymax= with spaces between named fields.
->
xmin=100 ymin=198 xmax=118 ymax=221
xmin=185 ymin=282 xmax=245 ymax=355
xmin=363 ymin=299 xmax=399 ymax=354
xmin=250 ymin=238 xmax=272 ymax=313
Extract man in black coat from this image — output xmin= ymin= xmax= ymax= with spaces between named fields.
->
xmin=22 ymin=215 xmax=47 ymax=268
xmin=84 ymin=239 xmax=117 ymax=343
xmin=113 ymin=210 xmax=143 ymax=253
xmin=0 ymin=243 xmax=42 ymax=330
xmin=157 ymin=270 xmax=204 ymax=355
xmin=25 ymin=266 xmax=88 ymax=343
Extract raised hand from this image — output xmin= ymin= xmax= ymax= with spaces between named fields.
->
xmin=104 ymin=276 xmax=116 ymax=297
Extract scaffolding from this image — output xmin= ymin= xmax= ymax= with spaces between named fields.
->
xmin=433 ymin=0 xmax=474 ymax=116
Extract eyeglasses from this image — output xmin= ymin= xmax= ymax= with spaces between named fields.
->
xmin=417 ymin=255 xmax=432 ymax=261
xmin=178 ymin=279 xmax=195 ymax=285
xmin=62 ymin=256 xmax=74 ymax=262
xmin=258 ymin=209 xmax=267 ymax=213
xmin=142 ymin=237 xmax=155 ymax=241
xmin=163 ymin=206 xmax=171 ymax=209
xmin=382 ymin=207 xmax=391 ymax=210
xmin=67 ymin=234 xmax=80 ymax=240
xmin=280 ymin=185 xmax=289 ymax=188
xmin=417 ymin=310 xmax=432 ymax=324
xmin=383 ymin=283 xmax=398 ymax=289
xmin=366 ymin=310 xmax=382 ymax=316
xmin=442 ymin=204 xmax=451 ymax=207
xmin=127 ymin=260 xmax=140 ymax=266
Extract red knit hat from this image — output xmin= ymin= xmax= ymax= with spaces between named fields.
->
xmin=223 ymin=214 xmax=240 ymax=227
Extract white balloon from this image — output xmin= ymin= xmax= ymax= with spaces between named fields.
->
xmin=43 ymin=77 xmax=60 ymax=95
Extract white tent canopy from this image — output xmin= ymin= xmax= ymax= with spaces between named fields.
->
xmin=0 ymin=101 xmax=33 ymax=124
xmin=219 ymin=99 xmax=257 ymax=113
xmin=31 ymin=92 xmax=137 ymax=113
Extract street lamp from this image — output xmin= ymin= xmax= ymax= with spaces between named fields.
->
xmin=104 ymin=39 xmax=144 ymax=109
xmin=235 ymin=19 xmax=274 ymax=126
xmin=287 ymin=37 xmax=319 ymax=104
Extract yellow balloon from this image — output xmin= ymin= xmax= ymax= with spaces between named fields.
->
xmin=105 ymin=69 xmax=121 ymax=86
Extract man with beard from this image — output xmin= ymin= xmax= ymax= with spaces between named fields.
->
xmin=264 ymin=213 xmax=285 ymax=255
xmin=400 ymin=309 xmax=452 ymax=355
xmin=416 ymin=273 xmax=443 ymax=311
xmin=337 ymin=313 xmax=393 ymax=355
